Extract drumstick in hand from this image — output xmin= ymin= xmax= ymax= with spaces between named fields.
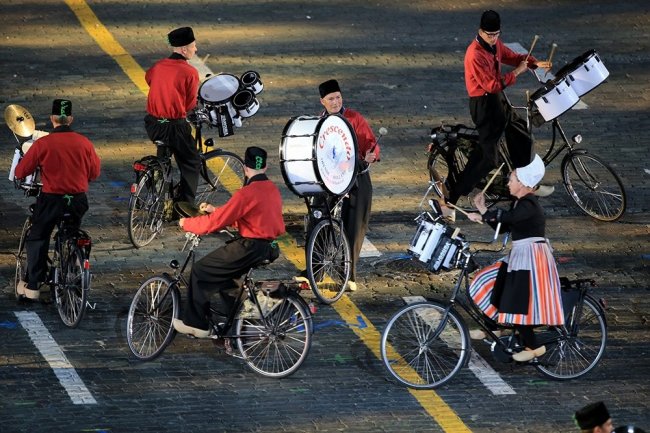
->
xmin=445 ymin=202 xmax=483 ymax=224
xmin=482 ymin=163 xmax=505 ymax=194
xmin=545 ymin=43 xmax=558 ymax=78
xmin=525 ymin=35 xmax=540 ymax=62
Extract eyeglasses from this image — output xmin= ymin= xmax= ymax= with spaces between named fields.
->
xmin=483 ymin=30 xmax=501 ymax=37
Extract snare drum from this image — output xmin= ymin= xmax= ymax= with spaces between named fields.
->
xmin=280 ymin=114 xmax=357 ymax=197
xmin=554 ymin=49 xmax=609 ymax=97
xmin=428 ymin=230 xmax=463 ymax=273
xmin=408 ymin=219 xmax=446 ymax=263
xmin=198 ymin=73 xmax=241 ymax=105
xmin=232 ymin=89 xmax=260 ymax=118
xmin=529 ymin=77 xmax=579 ymax=122
xmin=240 ymin=70 xmax=263 ymax=94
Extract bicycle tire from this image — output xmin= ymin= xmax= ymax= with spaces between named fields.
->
xmin=128 ymin=167 xmax=167 ymax=248
xmin=195 ymin=150 xmax=245 ymax=208
xmin=561 ymin=150 xmax=627 ymax=222
xmin=235 ymin=294 xmax=312 ymax=378
xmin=54 ymin=242 xmax=89 ymax=328
xmin=536 ymin=295 xmax=607 ymax=380
xmin=381 ymin=301 xmax=470 ymax=389
xmin=15 ymin=216 xmax=31 ymax=300
xmin=127 ymin=276 xmax=179 ymax=361
xmin=306 ymin=219 xmax=351 ymax=304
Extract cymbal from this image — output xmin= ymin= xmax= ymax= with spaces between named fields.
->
xmin=4 ymin=104 xmax=35 ymax=137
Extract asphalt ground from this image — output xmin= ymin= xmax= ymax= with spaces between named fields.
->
xmin=0 ymin=1 xmax=649 ymax=432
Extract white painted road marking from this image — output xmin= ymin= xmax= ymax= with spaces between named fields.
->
xmin=402 ymin=296 xmax=516 ymax=395
xmin=15 ymin=311 xmax=97 ymax=405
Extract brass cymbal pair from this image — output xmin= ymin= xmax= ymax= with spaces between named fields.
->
xmin=4 ymin=104 xmax=35 ymax=137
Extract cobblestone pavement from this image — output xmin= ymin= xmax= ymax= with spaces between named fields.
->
xmin=1 ymin=1 xmax=649 ymax=432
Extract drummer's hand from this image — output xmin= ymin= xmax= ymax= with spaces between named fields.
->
xmin=473 ymin=193 xmax=487 ymax=213
xmin=199 ymin=202 xmax=215 ymax=213
xmin=179 ymin=218 xmax=186 ymax=229
xmin=364 ymin=152 xmax=377 ymax=163
xmin=514 ymin=60 xmax=529 ymax=76
xmin=536 ymin=60 xmax=552 ymax=72
xmin=467 ymin=212 xmax=483 ymax=223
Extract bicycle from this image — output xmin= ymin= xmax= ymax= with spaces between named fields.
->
xmin=302 ymin=194 xmax=351 ymax=304
xmin=127 ymin=110 xmax=246 ymax=248
xmin=380 ymin=203 xmax=607 ymax=389
xmin=425 ymin=72 xmax=626 ymax=222
xmin=14 ymin=176 xmax=94 ymax=328
xmin=126 ymin=231 xmax=314 ymax=378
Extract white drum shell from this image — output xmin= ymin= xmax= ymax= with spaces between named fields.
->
xmin=199 ymin=74 xmax=241 ymax=104
xmin=280 ymin=115 xmax=357 ymax=197
xmin=531 ymin=78 xmax=579 ymax=122
xmin=241 ymin=71 xmax=264 ymax=95
xmin=408 ymin=220 xmax=446 ymax=263
xmin=232 ymin=90 xmax=260 ymax=118
xmin=561 ymin=52 xmax=609 ymax=97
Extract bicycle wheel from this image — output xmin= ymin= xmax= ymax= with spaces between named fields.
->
xmin=54 ymin=242 xmax=89 ymax=328
xmin=536 ymin=296 xmax=607 ymax=380
xmin=381 ymin=301 xmax=470 ymax=389
xmin=235 ymin=294 xmax=312 ymax=378
xmin=128 ymin=168 xmax=166 ymax=248
xmin=127 ymin=276 xmax=179 ymax=361
xmin=15 ymin=217 xmax=31 ymax=300
xmin=195 ymin=150 xmax=245 ymax=208
xmin=561 ymin=150 xmax=626 ymax=222
xmin=306 ymin=219 xmax=351 ymax=304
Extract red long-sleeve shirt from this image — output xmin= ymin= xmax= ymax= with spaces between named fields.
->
xmin=15 ymin=126 xmax=101 ymax=194
xmin=145 ymin=56 xmax=199 ymax=119
xmin=182 ymin=175 xmax=285 ymax=240
xmin=464 ymin=38 xmax=538 ymax=97
xmin=342 ymin=108 xmax=380 ymax=161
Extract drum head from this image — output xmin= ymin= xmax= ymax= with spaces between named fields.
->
xmin=199 ymin=74 xmax=241 ymax=104
xmin=314 ymin=115 xmax=357 ymax=196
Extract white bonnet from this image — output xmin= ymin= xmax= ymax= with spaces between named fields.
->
xmin=516 ymin=154 xmax=545 ymax=188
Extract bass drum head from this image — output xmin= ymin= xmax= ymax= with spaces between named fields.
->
xmin=280 ymin=114 xmax=357 ymax=197
xmin=198 ymin=74 xmax=241 ymax=104
xmin=314 ymin=114 xmax=357 ymax=195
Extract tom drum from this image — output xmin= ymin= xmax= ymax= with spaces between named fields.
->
xmin=554 ymin=49 xmax=609 ymax=97
xmin=530 ymin=77 xmax=579 ymax=122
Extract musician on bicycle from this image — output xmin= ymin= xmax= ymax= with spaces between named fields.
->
xmin=443 ymin=10 xmax=552 ymax=220
xmin=144 ymin=26 xmax=200 ymax=207
xmin=173 ymin=147 xmax=285 ymax=338
xmin=15 ymin=99 xmax=101 ymax=300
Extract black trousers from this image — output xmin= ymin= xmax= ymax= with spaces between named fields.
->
xmin=342 ymin=171 xmax=372 ymax=282
xmin=144 ymin=115 xmax=201 ymax=203
xmin=182 ymin=238 xmax=276 ymax=330
xmin=449 ymin=93 xmax=532 ymax=204
xmin=25 ymin=193 xmax=88 ymax=290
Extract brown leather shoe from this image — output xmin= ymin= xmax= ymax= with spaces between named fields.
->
xmin=172 ymin=318 xmax=210 ymax=338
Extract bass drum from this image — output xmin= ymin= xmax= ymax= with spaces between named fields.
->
xmin=280 ymin=114 xmax=357 ymax=197
xmin=554 ymin=49 xmax=609 ymax=97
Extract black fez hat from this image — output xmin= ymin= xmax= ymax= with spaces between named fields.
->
xmin=168 ymin=27 xmax=195 ymax=47
xmin=52 ymin=99 xmax=72 ymax=117
xmin=319 ymin=79 xmax=341 ymax=98
xmin=575 ymin=402 xmax=611 ymax=429
xmin=244 ymin=146 xmax=267 ymax=170
xmin=480 ymin=10 xmax=501 ymax=32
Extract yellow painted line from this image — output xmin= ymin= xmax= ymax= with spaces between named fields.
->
xmin=66 ymin=1 xmax=472 ymax=431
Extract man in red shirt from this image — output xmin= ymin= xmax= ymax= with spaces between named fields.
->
xmin=144 ymin=26 xmax=200 ymax=204
xmin=315 ymin=79 xmax=380 ymax=292
xmin=15 ymin=99 xmax=101 ymax=300
xmin=445 ymin=10 xmax=551 ymax=218
xmin=173 ymin=147 xmax=285 ymax=337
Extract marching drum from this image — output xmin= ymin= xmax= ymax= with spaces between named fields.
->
xmin=427 ymin=231 xmax=463 ymax=273
xmin=198 ymin=73 xmax=241 ymax=105
xmin=232 ymin=89 xmax=260 ymax=118
xmin=554 ymin=49 xmax=609 ymax=97
xmin=280 ymin=114 xmax=357 ymax=197
xmin=240 ymin=71 xmax=264 ymax=94
xmin=408 ymin=219 xmax=446 ymax=263
xmin=529 ymin=77 xmax=579 ymax=122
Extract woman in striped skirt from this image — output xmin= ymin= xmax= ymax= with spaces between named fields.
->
xmin=467 ymin=154 xmax=564 ymax=362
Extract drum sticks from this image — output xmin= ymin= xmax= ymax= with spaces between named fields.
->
xmin=482 ymin=163 xmax=505 ymax=194
xmin=525 ymin=35 xmax=540 ymax=62
xmin=445 ymin=203 xmax=483 ymax=224
xmin=545 ymin=43 xmax=558 ymax=78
